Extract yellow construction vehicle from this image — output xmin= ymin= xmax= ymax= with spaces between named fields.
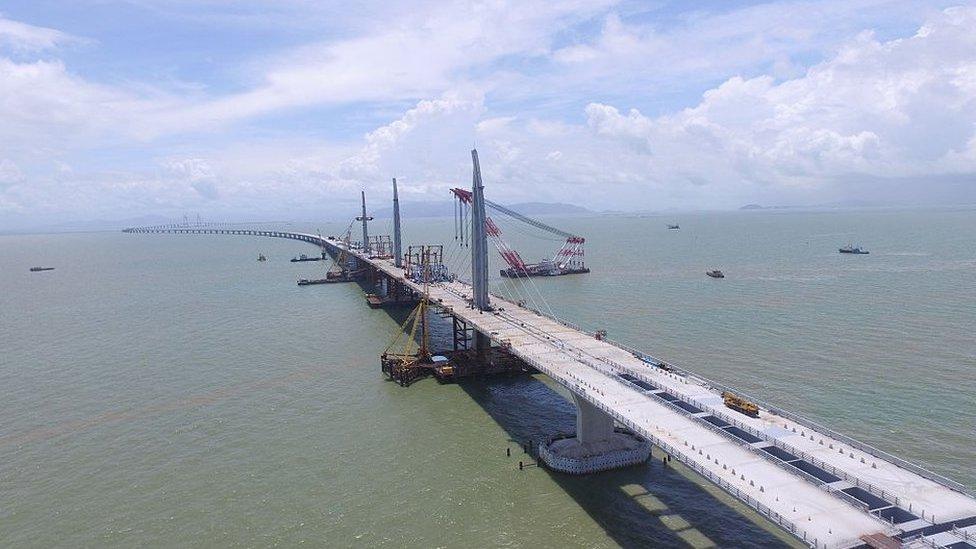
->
xmin=722 ymin=391 xmax=759 ymax=418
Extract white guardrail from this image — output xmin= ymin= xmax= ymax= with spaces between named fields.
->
xmin=515 ymin=303 xmax=972 ymax=499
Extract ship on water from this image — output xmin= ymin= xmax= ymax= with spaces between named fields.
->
xmin=839 ymin=244 xmax=870 ymax=254
xmin=500 ymin=258 xmax=590 ymax=278
xmin=290 ymin=252 xmax=325 ymax=262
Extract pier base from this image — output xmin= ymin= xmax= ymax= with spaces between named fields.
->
xmin=540 ymin=395 xmax=651 ymax=474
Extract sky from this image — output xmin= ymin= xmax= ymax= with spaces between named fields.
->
xmin=0 ymin=0 xmax=975 ymax=228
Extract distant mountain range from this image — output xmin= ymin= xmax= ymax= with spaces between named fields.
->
xmin=740 ymin=200 xmax=879 ymax=211
xmin=375 ymin=200 xmax=591 ymax=218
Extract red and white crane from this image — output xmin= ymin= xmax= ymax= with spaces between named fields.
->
xmin=451 ymin=188 xmax=588 ymax=278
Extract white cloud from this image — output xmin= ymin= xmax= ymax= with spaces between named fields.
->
xmin=2 ymin=2 xmax=976 ymax=224
xmin=569 ymin=6 xmax=976 ymax=199
xmin=142 ymin=0 xmax=614 ymax=133
xmin=162 ymin=158 xmax=216 ymax=181
xmin=0 ymin=14 xmax=78 ymax=52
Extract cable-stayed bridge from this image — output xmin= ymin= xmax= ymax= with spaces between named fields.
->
xmin=125 ymin=152 xmax=976 ymax=549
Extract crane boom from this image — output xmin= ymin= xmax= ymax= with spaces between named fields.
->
xmin=451 ymin=187 xmax=589 ymax=278
xmin=483 ymin=199 xmax=577 ymax=239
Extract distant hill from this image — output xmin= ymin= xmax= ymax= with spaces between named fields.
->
xmin=375 ymin=200 xmax=591 ymax=218
xmin=740 ymin=200 xmax=880 ymax=211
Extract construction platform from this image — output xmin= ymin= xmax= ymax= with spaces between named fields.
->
xmin=365 ymin=293 xmax=419 ymax=309
xmin=381 ymin=347 xmax=534 ymax=387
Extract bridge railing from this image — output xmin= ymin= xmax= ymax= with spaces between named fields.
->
xmin=515 ymin=307 xmax=973 ymax=498
xmin=611 ymin=367 xmax=906 ymax=515
xmin=584 ymin=395 xmax=813 ymax=545
xmin=613 ymin=371 xmax=892 ymax=520
xmin=486 ymin=296 xmax=970 ymax=515
xmin=494 ymin=310 xmax=955 ymax=514
xmin=514 ymin=351 xmax=811 ymax=543
xmin=512 ymin=347 xmax=877 ymax=547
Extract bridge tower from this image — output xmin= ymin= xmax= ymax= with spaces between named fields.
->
xmin=470 ymin=149 xmax=490 ymax=312
xmin=357 ymin=191 xmax=373 ymax=254
xmin=469 ymin=149 xmax=492 ymax=355
xmin=392 ymin=178 xmax=402 ymax=268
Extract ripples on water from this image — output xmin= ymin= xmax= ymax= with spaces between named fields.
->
xmin=1 ymin=207 xmax=973 ymax=547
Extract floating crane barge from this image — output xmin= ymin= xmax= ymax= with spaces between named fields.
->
xmin=450 ymin=188 xmax=588 ymax=278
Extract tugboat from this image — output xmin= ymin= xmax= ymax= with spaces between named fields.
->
xmin=290 ymin=253 xmax=323 ymax=262
xmin=257 ymin=253 xmax=267 ymax=262
xmin=839 ymin=244 xmax=869 ymax=254
xmin=667 ymin=224 xmax=680 ymax=230
xmin=706 ymin=269 xmax=724 ymax=278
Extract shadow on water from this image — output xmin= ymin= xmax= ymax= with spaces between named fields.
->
xmin=455 ymin=376 xmax=795 ymax=548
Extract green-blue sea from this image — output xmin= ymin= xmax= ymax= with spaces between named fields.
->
xmin=2 ymin=206 xmax=974 ymax=547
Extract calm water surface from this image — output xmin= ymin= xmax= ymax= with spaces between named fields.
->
xmin=1 ymin=207 xmax=974 ymax=547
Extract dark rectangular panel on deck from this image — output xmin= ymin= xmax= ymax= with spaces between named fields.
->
xmin=761 ymin=445 xmax=800 ymax=462
xmin=842 ymin=486 xmax=890 ymax=511
xmin=654 ymin=392 xmax=678 ymax=402
xmin=672 ymin=400 xmax=704 ymax=414
xmin=722 ymin=426 xmax=764 ymax=444
xmin=702 ymin=415 xmax=731 ymax=428
xmin=618 ymin=374 xmax=657 ymax=391
xmin=897 ymin=515 xmax=976 ymax=540
xmin=876 ymin=506 xmax=919 ymax=524
xmin=789 ymin=459 xmax=841 ymax=483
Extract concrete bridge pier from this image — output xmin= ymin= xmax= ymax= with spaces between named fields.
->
xmin=540 ymin=394 xmax=651 ymax=474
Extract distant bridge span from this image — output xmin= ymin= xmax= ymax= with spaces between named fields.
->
xmin=122 ymin=226 xmax=326 ymax=246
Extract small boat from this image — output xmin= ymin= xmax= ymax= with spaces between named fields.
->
xmin=667 ymin=224 xmax=680 ymax=230
xmin=839 ymin=244 xmax=869 ymax=254
xmin=290 ymin=253 xmax=323 ymax=262
xmin=706 ymin=270 xmax=724 ymax=278
xmin=257 ymin=253 xmax=267 ymax=262
xmin=297 ymin=278 xmax=329 ymax=286
xmin=29 ymin=267 xmax=55 ymax=272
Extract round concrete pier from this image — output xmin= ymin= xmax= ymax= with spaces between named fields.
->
xmin=540 ymin=428 xmax=651 ymax=474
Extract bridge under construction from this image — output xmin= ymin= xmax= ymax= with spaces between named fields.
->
xmin=124 ymin=151 xmax=976 ymax=549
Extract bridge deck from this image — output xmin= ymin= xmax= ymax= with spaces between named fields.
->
xmin=125 ymin=227 xmax=976 ymax=548
xmin=326 ymin=237 xmax=976 ymax=549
